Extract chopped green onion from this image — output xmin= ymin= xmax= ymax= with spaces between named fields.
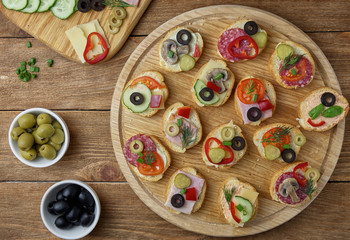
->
xmin=29 ymin=66 xmax=35 ymax=72
xmin=16 ymin=68 xmax=20 ymax=75
xmin=23 ymin=73 xmax=30 ymax=82
xmin=214 ymin=73 xmax=223 ymax=80
xmin=180 ymin=188 xmax=186 ymax=195
xmin=291 ymin=68 xmax=297 ymax=76
xmin=252 ymin=94 xmax=258 ymax=102
xmin=138 ymin=152 xmax=143 ymax=157
xmin=27 ymin=41 xmax=32 ymax=48
xmin=137 ymin=157 xmax=144 ymax=164
xmin=47 ymin=59 xmax=53 ymax=67
xmin=282 ymin=144 xmax=291 ymax=149
xmin=31 ymin=74 xmax=37 ymax=79
xmin=236 ymin=204 xmax=244 ymax=211
xmin=20 ymin=65 xmax=26 ymax=71
xmin=20 ymin=61 xmax=26 ymax=66
xmin=222 ymin=141 xmax=232 ymax=146
xmin=27 ymin=62 xmax=32 ymax=66
xmin=30 ymin=58 xmax=36 ymax=65
xmin=177 ymin=118 xmax=183 ymax=126
xmin=168 ymin=50 xmax=174 ymax=58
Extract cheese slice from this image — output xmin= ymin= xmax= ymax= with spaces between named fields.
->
xmin=240 ymin=188 xmax=259 ymax=204
xmin=65 ymin=26 xmax=87 ymax=63
xmin=78 ymin=21 xmax=97 ymax=38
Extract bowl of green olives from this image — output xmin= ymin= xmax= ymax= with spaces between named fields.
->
xmin=40 ymin=180 xmax=101 ymax=239
xmin=8 ymin=108 xmax=70 ymax=168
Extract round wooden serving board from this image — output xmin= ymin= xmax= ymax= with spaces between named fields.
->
xmin=110 ymin=5 xmax=345 ymax=237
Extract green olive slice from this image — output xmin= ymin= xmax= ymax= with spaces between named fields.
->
xmin=208 ymin=148 xmax=225 ymax=163
xmin=107 ymin=22 xmax=120 ymax=34
xmin=109 ymin=14 xmax=123 ymax=28
xmin=174 ymin=173 xmax=191 ymax=189
xmin=264 ymin=145 xmax=281 ymax=160
xmin=220 ymin=127 xmax=235 ymax=141
xmin=165 ymin=122 xmax=180 ymax=137
xmin=305 ymin=168 xmax=320 ymax=182
xmin=112 ymin=7 xmax=127 ymax=20
xmin=129 ymin=140 xmax=144 ymax=154
xmin=294 ymin=134 xmax=306 ymax=146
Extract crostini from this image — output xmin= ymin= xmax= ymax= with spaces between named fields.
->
xmin=270 ymin=162 xmax=320 ymax=207
xmin=234 ymin=77 xmax=276 ymax=126
xmin=123 ymin=134 xmax=171 ymax=182
xmin=122 ymin=71 xmax=169 ymax=117
xmin=269 ymin=40 xmax=315 ymax=89
xmin=298 ymin=87 xmax=349 ymax=132
xmin=164 ymin=167 xmax=207 ymax=214
xmin=158 ymin=27 xmax=203 ymax=72
xmin=218 ymin=177 xmax=259 ymax=227
xmin=191 ymin=59 xmax=235 ymax=107
xmin=253 ymin=123 xmax=306 ymax=163
xmin=162 ymin=102 xmax=202 ymax=153
xmin=201 ymin=120 xmax=247 ymax=169
xmin=217 ymin=19 xmax=267 ymax=63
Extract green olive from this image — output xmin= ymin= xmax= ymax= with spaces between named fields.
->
xmin=294 ymin=134 xmax=306 ymax=146
xmin=129 ymin=140 xmax=143 ymax=154
xmin=39 ymin=144 xmax=56 ymax=160
xmin=48 ymin=140 xmax=62 ymax=151
xmin=36 ymin=124 xmax=55 ymax=138
xmin=52 ymin=121 xmax=62 ymax=129
xmin=305 ymin=168 xmax=320 ymax=182
xmin=37 ymin=113 xmax=52 ymax=125
xmin=18 ymin=114 xmax=36 ymax=129
xmin=11 ymin=127 xmax=26 ymax=140
xmin=32 ymin=130 xmax=49 ymax=144
xmin=112 ymin=7 xmax=127 ymax=20
xmin=35 ymin=145 xmax=42 ymax=157
xmin=165 ymin=122 xmax=179 ymax=137
xmin=220 ymin=127 xmax=235 ymax=141
xmin=50 ymin=129 xmax=65 ymax=144
xmin=17 ymin=132 xmax=34 ymax=151
xmin=20 ymin=148 xmax=37 ymax=161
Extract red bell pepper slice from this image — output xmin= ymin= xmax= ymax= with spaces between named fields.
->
xmin=307 ymin=118 xmax=325 ymax=127
xmin=177 ymin=106 xmax=191 ymax=119
xmin=193 ymin=44 xmax=200 ymax=58
xmin=83 ymin=32 xmax=109 ymax=65
xmin=230 ymin=201 xmax=241 ymax=223
xmin=185 ymin=187 xmax=197 ymax=201
xmin=227 ymin=36 xmax=259 ymax=60
xmin=293 ymin=162 xmax=308 ymax=187
xmin=204 ymin=137 xmax=234 ymax=165
xmin=258 ymin=99 xmax=274 ymax=111
xmin=206 ymin=81 xmax=221 ymax=93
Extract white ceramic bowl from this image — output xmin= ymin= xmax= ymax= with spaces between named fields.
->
xmin=8 ymin=108 xmax=70 ymax=168
xmin=40 ymin=180 xmax=101 ymax=240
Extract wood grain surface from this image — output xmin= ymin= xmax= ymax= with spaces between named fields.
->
xmin=0 ymin=0 xmax=350 ymax=239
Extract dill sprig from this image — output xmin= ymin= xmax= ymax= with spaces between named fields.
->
xmin=144 ymin=146 xmax=155 ymax=167
xmin=302 ymin=178 xmax=317 ymax=200
xmin=262 ymin=125 xmax=292 ymax=144
xmin=180 ymin=124 xmax=195 ymax=149
xmin=279 ymin=53 xmax=304 ymax=72
xmin=245 ymin=77 xmax=255 ymax=95
xmin=103 ymin=0 xmax=135 ymax=7
xmin=223 ymin=185 xmax=235 ymax=206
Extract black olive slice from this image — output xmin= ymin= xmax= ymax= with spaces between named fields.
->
xmin=282 ymin=149 xmax=296 ymax=163
xmin=77 ymin=0 xmax=91 ymax=13
xmin=199 ymin=87 xmax=214 ymax=101
xmin=130 ymin=92 xmax=144 ymax=106
xmin=171 ymin=194 xmax=185 ymax=208
xmin=321 ymin=92 xmax=336 ymax=107
xmin=231 ymin=136 xmax=246 ymax=151
xmin=247 ymin=107 xmax=262 ymax=122
xmin=244 ymin=21 xmax=259 ymax=35
xmin=91 ymin=0 xmax=105 ymax=11
xmin=176 ymin=29 xmax=192 ymax=45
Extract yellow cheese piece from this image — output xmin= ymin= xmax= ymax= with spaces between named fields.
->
xmin=65 ymin=26 xmax=87 ymax=63
xmin=240 ymin=188 xmax=259 ymax=204
xmin=78 ymin=21 xmax=97 ymax=38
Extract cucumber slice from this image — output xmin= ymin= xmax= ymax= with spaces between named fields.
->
xmin=194 ymin=79 xmax=220 ymax=105
xmin=51 ymin=0 xmax=75 ymax=19
xmin=2 ymin=0 xmax=28 ymax=10
xmin=122 ymin=83 xmax=152 ymax=113
xmin=37 ymin=0 xmax=56 ymax=12
xmin=235 ymin=196 xmax=254 ymax=223
xmin=21 ymin=0 xmax=40 ymax=13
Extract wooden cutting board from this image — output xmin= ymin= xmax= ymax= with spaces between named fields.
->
xmin=0 ymin=0 xmax=151 ymax=63
xmin=110 ymin=5 xmax=345 ymax=237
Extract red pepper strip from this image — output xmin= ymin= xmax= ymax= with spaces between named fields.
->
xmin=307 ymin=118 xmax=325 ymax=127
xmin=258 ymin=99 xmax=274 ymax=111
xmin=206 ymin=81 xmax=221 ymax=93
xmin=293 ymin=162 xmax=308 ymax=187
xmin=227 ymin=35 xmax=259 ymax=60
xmin=177 ymin=106 xmax=191 ymax=119
xmin=205 ymin=137 xmax=234 ymax=165
xmin=185 ymin=187 xmax=197 ymax=201
xmin=83 ymin=32 xmax=109 ymax=65
xmin=230 ymin=201 xmax=241 ymax=223
xmin=193 ymin=44 xmax=200 ymax=58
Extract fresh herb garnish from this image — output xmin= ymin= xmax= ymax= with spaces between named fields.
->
xmin=279 ymin=53 xmax=304 ymax=72
xmin=223 ymin=185 xmax=235 ymax=206
xmin=103 ymin=0 xmax=135 ymax=8
xmin=246 ymin=77 xmax=256 ymax=95
xmin=180 ymin=124 xmax=195 ymax=149
xmin=302 ymin=178 xmax=317 ymax=199
xmin=143 ymin=147 xmax=155 ymax=167
xmin=180 ymin=188 xmax=186 ymax=195
xmin=262 ymin=125 xmax=292 ymax=144
xmin=137 ymin=157 xmax=144 ymax=164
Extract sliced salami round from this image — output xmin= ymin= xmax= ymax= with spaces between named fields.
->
xmin=123 ymin=134 xmax=155 ymax=167
xmin=279 ymin=57 xmax=314 ymax=87
xmin=274 ymin=172 xmax=307 ymax=205
xmin=217 ymin=28 xmax=249 ymax=62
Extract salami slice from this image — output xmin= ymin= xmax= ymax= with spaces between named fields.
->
xmin=274 ymin=172 xmax=307 ymax=205
xmin=279 ymin=57 xmax=313 ymax=87
xmin=123 ymin=134 xmax=155 ymax=167
xmin=217 ymin=28 xmax=250 ymax=62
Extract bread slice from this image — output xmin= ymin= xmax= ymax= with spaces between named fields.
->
xmin=268 ymin=40 xmax=315 ymax=89
xmin=122 ymin=71 xmax=169 ymax=117
xmin=217 ymin=18 xmax=267 ymax=63
xmin=201 ymin=120 xmax=247 ymax=169
xmin=253 ymin=123 xmax=303 ymax=162
xmin=158 ymin=26 xmax=203 ymax=72
xmin=191 ymin=59 xmax=235 ymax=107
xmin=165 ymin=167 xmax=207 ymax=214
xmin=162 ymin=102 xmax=202 ymax=153
xmin=234 ymin=77 xmax=276 ymax=126
xmin=269 ymin=161 xmax=318 ymax=207
xmin=128 ymin=135 xmax=171 ymax=182
xmin=218 ymin=177 xmax=259 ymax=227
xmin=298 ymin=87 xmax=349 ymax=132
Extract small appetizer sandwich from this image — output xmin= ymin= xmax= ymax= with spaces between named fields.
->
xmin=162 ymin=102 xmax=202 ymax=153
xmin=218 ymin=177 xmax=259 ymax=227
xmin=164 ymin=167 xmax=207 ymax=214
xmin=202 ymin=120 xmax=247 ymax=169
xmin=234 ymin=77 xmax=276 ymax=126
xmin=298 ymin=87 xmax=349 ymax=132
xmin=217 ymin=19 xmax=267 ymax=63
xmin=122 ymin=71 xmax=169 ymax=117
xmin=270 ymin=162 xmax=320 ymax=207
xmin=253 ymin=123 xmax=306 ymax=163
xmin=123 ymin=134 xmax=171 ymax=182
xmin=158 ymin=27 xmax=203 ymax=72
xmin=269 ymin=41 xmax=315 ymax=89
xmin=191 ymin=59 xmax=235 ymax=107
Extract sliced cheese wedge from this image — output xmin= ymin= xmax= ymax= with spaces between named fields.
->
xmin=240 ymin=188 xmax=259 ymax=204
xmin=65 ymin=26 xmax=87 ymax=63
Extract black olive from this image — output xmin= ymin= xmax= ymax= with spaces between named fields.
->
xmin=79 ymin=211 xmax=95 ymax=227
xmin=321 ymin=92 xmax=336 ymax=107
xmin=47 ymin=201 xmax=57 ymax=215
xmin=176 ymin=29 xmax=192 ymax=45
xmin=85 ymin=204 xmax=95 ymax=214
xmin=282 ymin=149 xmax=296 ymax=163
xmin=231 ymin=136 xmax=246 ymax=151
xmin=62 ymin=184 xmax=81 ymax=200
xmin=171 ymin=194 xmax=185 ymax=208
xmin=79 ymin=189 xmax=95 ymax=209
xmin=91 ymin=0 xmax=105 ymax=11
xmin=199 ymin=87 xmax=214 ymax=101
xmin=244 ymin=21 xmax=259 ymax=35
xmin=56 ymin=189 xmax=65 ymax=201
xmin=247 ymin=107 xmax=262 ymax=122
xmin=66 ymin=205 xmax=83 ymax=223
xmin=77 ymin=0 xmax=91 ymax=13
xmin=55 ymin=216 xmax=73 ymax=229
xmin=130 ymin=92 xmax=144 ymax=106
xmin=53 ymin=200 xmax=71 ymax=215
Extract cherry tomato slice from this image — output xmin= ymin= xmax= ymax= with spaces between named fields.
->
xmin=280 ymin=58 xmax=307 ymax=82
xmin=262 ymin=127 xmax=290 ymax=151
xmin=237 ymin=78 xmax=265 ymax=104
xmin=137 ymin=151 xmax=164 ymax=176
xmin=131 ymin=76 xmax=164 ymax=90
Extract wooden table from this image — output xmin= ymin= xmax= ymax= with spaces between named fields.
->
xmin=1 ymin=1 xmax=349 ymax=239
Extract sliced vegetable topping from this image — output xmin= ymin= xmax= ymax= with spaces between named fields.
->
xmin=276 ymin=44 xmax=294 ymax=60
xmin=294 ymin=134 xmax=306 ymax=146
xmin=305 ymin=168 xmax=320 ymax=182
xmin=193 ymin=44 xmax=200 ymax=58
xmin=177 ymin=106 xmax=191 ymax=119
xmin=179 ymin=54 xmax=196 ymax=71
xmin=174 ymin=173 xmax=191 ymax=189
xmin=220 ymin=127 xmax=235 ymax=141
xmin=205 ymin=137 xmax=234 ymax=165
xmin=243 ymin=21 xmax=258 ymax=36
xmin=281 ymin=149 xmax=296 ymax=163
xmin=165 ymin=122 xmax=179 ymax=137
xmin=122 ymin=83 xmax=151 ymax=113
xmin=258 ymin=99 xmax=274 ymax=111
xmin=235 ymin=196 xmax=254 ymax=223
xmin=206 ymin=81 xmax=221 ymax=93
xmin=91 ymin=0 xmax=105 ymax=11
xmin=177 ymin=118 xmax=182 ymax=126
xmin=321 ymin=92 xmax=336 ymax=107
xmin=77 ymin=0 xmax=91 ymax=12
xmin=130 ymin=76 xmax=164 ymax=90
xmin=230 ymin=201 xmax=241 ymax=224
xmin=130 ymin=92 xmax=144 ymax=105
xmin=185 ymin=187 xmax=197 ymax=201
xmin=231 ymin=136 xmax=246 ymax=151
xmin=223 ymin=185 xmax=241 ymax=223
xmin=137 ymin=150 xmax=164 ymax=176
xmin=199 ymin=87 xmax=214 ymax=101
xmin=112 ymin=6 xmax=127 ymax=19
xmin=307 ymin=118 xmax=325 ymax=127
xmin=208 ymin=148 xmax=226 ymax=163
xmin=264 ymin=144 xmax=281 ymax=160
xmin=228 ymin=36 xmax=258 ymax=59
xmin=293 ymin=162 xmax=308 ymax=187
xmin=194 ymin=80 xmax=220 ymax=105
xmin=129 ymin=140 xmax=143 ymax=154
xmin=247 ymin=107 xmax=262 ymax=122
xmin=250 ymin=31 xmax=267 ymax=49
xmin=83 ymin=32 xmax=109 ymax=64
xmin=237 ymin=78 xmax=265 ymax=104
xmin=309 ymin=104 xmax=325 ymax=120
xmin=261 ymin=126 xmax=292 ymax=151
xmin=171 ymin=194 xmax=185 ymax=208
xmin=176 ymin=29 xmax=192 ymax=45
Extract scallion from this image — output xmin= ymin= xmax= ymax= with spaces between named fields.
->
xmin=222 ymin=141 xmax=232 ymax=146
xmin=252 ymin=94 xmax=258 ymax=102
xmin=168 ymin=50 xmax=174 ymax=58
xmin=214 ymin=73 xmax=223 ymax=80
xmin=27 ymin=41 xmax=32 ymax=48
xmin=177 ymin=118 xmax=183 ymax=126
xmin=291 ymin=68 xmax=297 ymax=76
xmin=236 ymin=204 xmax=244 ymax=211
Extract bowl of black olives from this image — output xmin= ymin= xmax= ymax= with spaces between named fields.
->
xmin=8 ymin=108 xmax=70 ymax=168
xmin=40 ymin=180 xmax=101 ymax=239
